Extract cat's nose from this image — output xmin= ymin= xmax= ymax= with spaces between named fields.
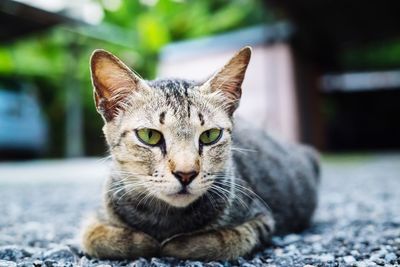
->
xmin=172 ymin=170 xmax=199 ymax=186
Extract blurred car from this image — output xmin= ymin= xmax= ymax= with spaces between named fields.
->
xmin=0 ymin=89 xmax=48 ymax=157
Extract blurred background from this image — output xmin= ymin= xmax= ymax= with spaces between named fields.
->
xmin=1 ymin=0 xmax=400 ymax=159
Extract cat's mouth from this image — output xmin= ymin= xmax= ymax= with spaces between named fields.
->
xmin=159 ymin=186 xmax=203 ymax=207
xmin=168 ymin=189 xmax=192 ymax=197
xmin=157 ymin=179 xmax=212 ymax=207
xmin=177 ymin=187 xmax=190 ymax=195
xmin=166 ymin=184 xmax=195 ymax=196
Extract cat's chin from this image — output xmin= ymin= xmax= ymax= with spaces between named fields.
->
xmin=158 ymin=192 xmax=200 ymax=208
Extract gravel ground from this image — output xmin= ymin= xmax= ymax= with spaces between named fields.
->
xmin=0 ymin=154 xmax=399 ymax=267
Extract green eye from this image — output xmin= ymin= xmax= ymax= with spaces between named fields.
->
xmin=199 ymin=128 xmax=222 ymax=145
xmin=136 ymin=128 xmax=162 ymax=145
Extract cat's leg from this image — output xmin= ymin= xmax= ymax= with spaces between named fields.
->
xmin=161 ymin=214 xmax=274 ymax=261
xmin=81 ymin=216 xmax=160 ymax=259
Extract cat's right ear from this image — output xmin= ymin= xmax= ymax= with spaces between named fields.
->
xmin=90 ymin=49 xmax=146 ymax=122
xmin=200 ymin=46 xmax=251 ymax=115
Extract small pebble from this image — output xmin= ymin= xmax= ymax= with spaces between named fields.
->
xmin=373 ymin=258 xmax=385 ymax=266
xmin=150 ymin=258 xmax=170 ymax=267
xmin=384 ymin=252 xmax=397 ymax=263
xmin=305 ymin=235 xmax=322 ymax=243
xmin=43 ymin=246 xmax=76 ymax=261
xmin=343 ymin=255 xmax=356 ymax=264
xmin=0 ymin=247 xmax=31 ymax=261
xmin=282 ymin=234 xmax=301 ymax=245
xmin=318 ymin=254 xmax=334 ymax=262
xmin=129 ymin=258 xmax=149 ymax=267
xmin=186 ymin=261 xmax=204 ymax=267
xmin=0 ymin=260 xmax=17 ymax=267
xmin=43 ymin=260 xmax=56 ymax=267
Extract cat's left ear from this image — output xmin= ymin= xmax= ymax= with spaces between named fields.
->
xmin=90 ymin=49 xmax=149 ymax=122
xmin=201 ymin=46 xmax=251 ymax=114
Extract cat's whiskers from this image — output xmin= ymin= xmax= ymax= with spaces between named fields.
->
xmin=153 ymin=189 xmax=165 ymax=220
xmin=194 ymin=181 xmax=231 ymax=205
xmin=114 ymin=181 xmax=151 ymax=203
xmin=108 ymin=173 xmax=147 ymax=186
xmin=213 ymin=183 xmax=250 ymax=211
xmin=107 ymin=184 xmax=126 ymax=196
xmin=110 ymin=169 xmax=148 ymax=177
xmin=196 ymin=173 xmax=250 ymax=210
xmin=209 ymin=185 xmax=231 ymax=202
xmin=134 ymin=190 xmax=151 ymax=209
xmin=106 ymin=180 xmax=130 ymax=195
xmin=212 ymin=177 xmax=272 ymax=213
xmin=144 ymin=187 xmax=161 ymax=215
xmin=210 ymin=183 xmax=250 ymax=211
xmin=201 ymin=174 xmax=230 ymax=184
xmin=135 ymin=186 xmax=157 ymax=209
xmin=231 ymin=147 xmax=257 ymax=154
xmin=120 ymin=182 xmax=155 ymax=205
xmin=128 ymin=186 xmax=148 ymax=208
xmin=208 ymin=191 xmax=228 ymax=210
xmin=204 ymin=186 xmax=226 ymax=203
xmin=96 ymin=154 xmax=113 ymax=164
xmin=203 ymin=191 xmax=217 ymax=211
xmin=211 ymin=173 xmax=269 ymax=205
xmin=107 ymin=173 xmax=152 ymax=201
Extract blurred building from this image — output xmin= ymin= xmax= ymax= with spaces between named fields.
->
xmin=266 ymin=0 xmax=400 ymax=151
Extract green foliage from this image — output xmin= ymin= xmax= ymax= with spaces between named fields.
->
xmin=0 ymin=0 xmax=270 ymax=156
xmin=341 ymin=38 xmax=400 ymax=70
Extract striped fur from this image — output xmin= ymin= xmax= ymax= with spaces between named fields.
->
xmin=81 ymin=47 xmax=320 ymax=261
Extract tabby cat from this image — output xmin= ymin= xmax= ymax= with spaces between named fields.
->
xmin=81 ymin=47 xmax=320 ymax=261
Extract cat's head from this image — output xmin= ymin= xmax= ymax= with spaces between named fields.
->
xmin=90 ymin=47 xmax=251 ymax=208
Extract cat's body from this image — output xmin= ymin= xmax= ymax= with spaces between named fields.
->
xmin=81 ymin=48 xmax=320 ymax=261
xmin=102 ymin=116 xmax=319 ymax=240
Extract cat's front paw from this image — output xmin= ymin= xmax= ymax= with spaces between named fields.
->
xmin=161 ymin=232 xmax=219 ymax=260
xmin=161 ymin=230 xmax=249 ymax=261
xmin=161 ymin=215 xmax=274 ymax=261
xmin=132 ymin=231 xmax=161 ymax=256
xmin=81 ymin=217 xmax=161 ymax=259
